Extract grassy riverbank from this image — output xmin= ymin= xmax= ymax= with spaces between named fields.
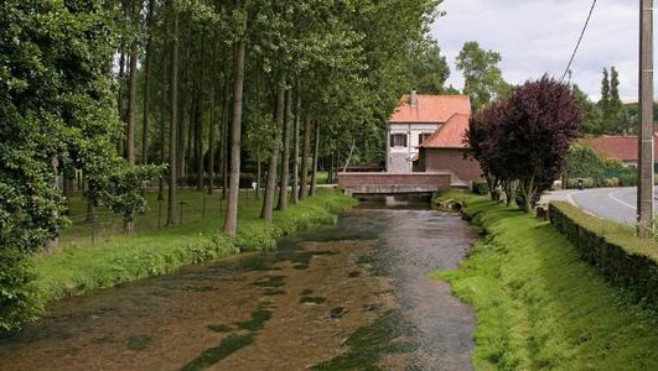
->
xmin=32 ymin=189 xmax=356 ymax=305
xmin=434 ymin=191 xmax=658 ymax=369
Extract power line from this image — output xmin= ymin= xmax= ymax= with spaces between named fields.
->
xmin=560 ymin=0 xmax=598 ymax=82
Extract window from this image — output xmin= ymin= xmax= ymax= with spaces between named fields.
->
xmin=390 ymin=133 xmax=407 ymax=147
xmin=418 ymin=133 xmax=432 ymax=145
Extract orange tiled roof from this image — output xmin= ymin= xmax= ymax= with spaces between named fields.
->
xmin=389 ymin=95 xmax=471 ymax=123
xmin=419 ymin=113 xmax=470 ymax=149
xmin=578 ymin=135 xmax=658 ymax=162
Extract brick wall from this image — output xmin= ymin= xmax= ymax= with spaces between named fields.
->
xmin=337 ymin=172 xmax=451 ymax=188
xmin=422 ymin=148 xmax=482 ymax=183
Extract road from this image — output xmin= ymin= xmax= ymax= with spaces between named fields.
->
xmin=560 ymin=187 xmax=658 ymax=225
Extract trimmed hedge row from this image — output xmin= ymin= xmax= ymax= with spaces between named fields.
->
xmin=549 ymin=201 xmax=658 ymax=304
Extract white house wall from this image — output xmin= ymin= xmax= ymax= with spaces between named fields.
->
xmin=387 ymin=123 xmax=442 ymax=173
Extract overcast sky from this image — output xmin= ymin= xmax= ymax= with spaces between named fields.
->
xmin=431 ymin=0 xmax=649 ymax=101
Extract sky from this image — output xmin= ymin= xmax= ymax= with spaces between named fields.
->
xmin=430 ymin=0 xmax=649 ymax=101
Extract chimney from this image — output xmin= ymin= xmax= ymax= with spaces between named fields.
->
xmin=410 ymin=90 xmax=418 ymax=106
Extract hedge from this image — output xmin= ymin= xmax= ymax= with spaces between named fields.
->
xmin=549 ymin=201 xmax=658 ymax=304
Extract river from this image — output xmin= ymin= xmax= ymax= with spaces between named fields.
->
xmin=0 ymin=196 xmax=476 ymax=370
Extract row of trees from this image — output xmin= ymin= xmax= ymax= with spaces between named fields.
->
xmin=466 ymin=76 xmax=582 ymax=212
xmin=574 ymin=66 xmax=634 ymax=136
xmin=1 ymin=0 xmax=445 ymax=330
xmin=108 ymin=0 xmax=446 ymax=235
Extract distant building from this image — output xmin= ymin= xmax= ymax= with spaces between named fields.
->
xmin=387 ymin=91 xmax=471 ymax=173
xmin=412 ymin=113 xmax=482 ymax=184
xmin=579 ymin=135 xmax=658 ymax=167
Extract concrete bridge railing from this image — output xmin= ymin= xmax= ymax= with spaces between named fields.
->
xmin=337 ymin=172 xmax=451 ymax=195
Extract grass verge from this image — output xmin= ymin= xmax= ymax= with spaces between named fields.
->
xmin=433 ymin=190 xmax=658 ymax=370
xmin=31 ymin=189 xmax=356 ymax=306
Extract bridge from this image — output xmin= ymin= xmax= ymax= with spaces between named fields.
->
xmin=337 ymin=172 xmax=453 ymax=196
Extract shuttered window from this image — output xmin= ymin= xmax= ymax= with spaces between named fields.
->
xmin=418 ymin=133 xmax=432 ymax=145
xmin=390 ymin=133 xmax=407 ymax=147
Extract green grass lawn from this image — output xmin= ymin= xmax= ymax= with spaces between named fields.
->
xmin=59 ymin=188 xmax=262 ymax=248
xmin=434 ymin=191 xmax=658 ymax=370
xmin=33 ymin=188 xmax=356 ymax=306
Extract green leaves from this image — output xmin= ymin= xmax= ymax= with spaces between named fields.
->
xmin=457 ymin=41 xmax=511 ymax=110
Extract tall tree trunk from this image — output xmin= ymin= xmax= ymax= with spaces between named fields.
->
xmin=117 ymin=45 xmax=126 ymax=156
xmin=221 ymin=68 xmax=230 ymax=200
xmin=127 ymin=49 xmax=137 ymax=164
xmin=124 ymin=214 xmax=135 ymax=235
xmin=342 ymin=139 xmax=356 ymax=172
xmin=223 ymin=22 xmax=247 ymax=235
xmin=311 ymin=121 xmax=320 ymax=196
xmin=299 ymin=116 xmax=311 ymax=200
xmin=141 ymin=0 xmax=155 ymax=164
xmin=261 ymin=85 xmax=285 ymax=221
xmin=276 ymin=87 xmax=292 ymax=211
xmin=221 ymin=52 xmax=230 ymax=200
xmin=256 ymin=154 xmax=261 ymax=200
xmin=195 ymin=36 xmax=206 ymax=191
xmin=208 ymin=85 xmax=216 ymax=194
xmin=166 ymin=7 xmax=178 ymax=227
xmin=179 ymin=102 xmax=190 ymax=180
xmin=177 ymin=33 xmax=193 ymax=180
xmin=329 ymin=152 xmax=335 ymax=184
xmin=158 ymin=45 xmax=168 ymax=201
xmin=195 ymin=91 xmax=204 ymax=191
xmin=291 ymin=80 xmax=301 ymax=204
xmin=45 ymin=156 xmax=60 ymax=254
xmin=63 ymin=168 xmax=75 ymax=200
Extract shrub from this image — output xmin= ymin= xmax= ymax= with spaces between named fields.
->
xmin=472 ymin=180 xmax=489 ymax=195
xmin=0 ymin=249 xmax=43 ymax=332
xmin=549 ymin=201 xmax=658 ymax=304
xmin=564 ymin=145 xmax=606 ymax=187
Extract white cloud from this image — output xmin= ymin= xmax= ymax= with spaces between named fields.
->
xmin=431 ymin=0 xmax=650 ymax=101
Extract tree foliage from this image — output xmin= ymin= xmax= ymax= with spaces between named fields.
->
xmin=407 ymin=38 xmax=450 ymax=94
xmin=581 ymin=66 xmax=627 ymax=135
xmin=1 ymin=0 xmax=445 ymax=330
xmin=564 ymin=144 xmax=606 ymax=187
xmin=466 ymin=76 xmax=582 ymax=212
xmin=572 ymin=84 xmax=603 ymax=135
xmin=0 ymin=0 xmax=160 ymax=331
xmin=456 ymin=41 xmax=511 ymax=110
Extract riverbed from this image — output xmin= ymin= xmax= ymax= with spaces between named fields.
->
xmin=0 ymin=197 xmax=477 ymax=370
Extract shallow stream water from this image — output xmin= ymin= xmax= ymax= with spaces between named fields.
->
xmin=0 ymin=196 xmax=476 ymax=370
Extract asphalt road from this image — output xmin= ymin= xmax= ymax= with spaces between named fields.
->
xmin=568 ymin=187 xmax=658 ymax=225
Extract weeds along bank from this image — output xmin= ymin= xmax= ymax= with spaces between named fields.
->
xmin=434 ymin=191 xmax=658 ymax=370
xmin=31 ymin=190 xmax=356 ymax=313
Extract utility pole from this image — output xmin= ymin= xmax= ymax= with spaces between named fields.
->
xmin=638 ymin=0 xmax=654 ymax=237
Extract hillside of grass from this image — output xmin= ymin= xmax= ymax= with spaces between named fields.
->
xmin=433 ymin=191 xmax=658 ymax=370
xmin=32 ymin=189 xmax=356 ymax=305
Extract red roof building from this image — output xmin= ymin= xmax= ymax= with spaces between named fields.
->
xmin=412 ymin=110 xmax=482 ymax=184
xmin=419 ymin=113 xmax=470 ymax=149
xmin=389 ymin=95 xmax=471 ymax=124
xmin=387 ymin=92 xmax=473 ymax=174
xmin=578 ymin=135 xmax=658 ymax=166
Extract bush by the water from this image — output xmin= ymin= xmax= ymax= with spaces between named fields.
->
xmin=472 ymin=181 xmax=489 ymax=195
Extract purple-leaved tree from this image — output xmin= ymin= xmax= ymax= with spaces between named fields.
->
xmin=501 ymin=75 xmax=581 ymax=212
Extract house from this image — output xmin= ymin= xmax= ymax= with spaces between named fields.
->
xmin=578 ymin=135 xmax=658 ymax=167
xmin=387 ymin=92 xmax=471 ymax=173
xmin=412 ymin=113 xmax=482 ymax=184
